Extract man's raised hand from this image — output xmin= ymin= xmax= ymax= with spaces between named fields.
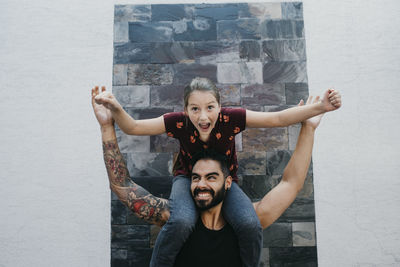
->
xmin=299 ymin=96 xmax=324 ymax=130
xmin=91 ymin=86 xmax=114 ymax=127
xmin=93 ymin=86 xmax=122 ymax=113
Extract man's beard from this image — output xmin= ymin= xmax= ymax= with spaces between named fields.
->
xmin=192 ymin=183 xmax=226 ymax=211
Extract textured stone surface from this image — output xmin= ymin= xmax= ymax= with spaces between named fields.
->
xmin=218 ymin=63 xmax=241 ymax=84
xmin=263 ymin=61 xmax=307 ymax=83
xmin=194 ymin=3 xmax=239 ymax=20
xmin=285 ymin=82 xmax=309 ymax=105
xmin=262 ymin=39 xmax=306 ymax=62
xmin=129 ymin=21 xmax=173 ymax=42
xmin=111 ymin=200 xmax=128 ymax=225
xmin=218 ymin=62 xmax=262 ymax=84
xmin=111 ymin=225 xmax=149 ymax=246
xmin=279 ymin=197 xmax=315 ymax=222
xmin=116 ymin=130 xmax=150 ymax=153
xmin=173 ymin=64 xmax=217 ymax=85
xmin=150 ymin=134 xmax=180 ymax=153
xmin=113 ymin=64 xmax=128 ymax=86
xmin=150 ymin=85 xmax=184 ymax=107
xmin=263 ymin=223 xmax=292 ymax=247
xmin=125 ymin=107 xmax=173 ymax=120
xmin=131 ymin=176 xmax=173 ymax=199
xmin=281 ymin=2 xmax=303 ymax=20
xmin=261 ymin=20 xmax=304 ymax=39
xmin=174 ymin=17 xmax=217 ymax=41
xmin=114 ymin=5 xmax=151 ymax=22
xmin=125 ymin=152 xmax=173 ymax=177
xmin=243 ymin=127 xmax=289 ymax=151
xmin=113 ymin=85 xmax=150 ymax=108
xmin=241 ymin=83 xmax=285 ymax=106
xmin=194 ymin=41 xmax=220 ymax=64
xmin=237 ymin=151 xmax=267 ymax=175
xmin=239 ymin=40 xmax=260 ymax=61
xmin=269 ymin=246 xmax=317 ymax=266
xmin=218 ymin=84 xmax=241 ymax=106
xmin=150 ymin=42 xmax=195 ymax=64
xmin=217 ymin=40 xmax=241 ymax=62
xmin=259 ymin=248 xmax=270 ymax=267
xmin=293 ymin=222 xmax=316 ymax=246
xmin=218 ymin=18 xmax=261 ymax=40
xmin=114 ymin=42 xmax=151 ymax=64
xmin=114 ymin=21 xmax=129 ymax=43
xmin=151 ymin=4 xmax=189 ymax=21
xmin=239 ymin=3 xmax=282 ymax=19
xmin=288 ymin=123 xmax=301 ymax=150
xmin=241 ymin=175 xmax=271 ymax=201
xmin=127 ymin=64 xmax=173 ymax=85
xmin=266 ymin=150 xmax=292 ymax=176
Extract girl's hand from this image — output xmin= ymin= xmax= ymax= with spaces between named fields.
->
xmin=91 ymin=86 xmax=114 ymax=127
xmin=299 ymin=96 xmax=324 ymax=130
xmin=322 ymin=89 xmax=342 ymax=112
xmin=93 ymin=86 xmax=122 ymax=112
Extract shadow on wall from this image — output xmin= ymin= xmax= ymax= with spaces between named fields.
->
xmin=111 ymin=2 xmax=317 ymax=267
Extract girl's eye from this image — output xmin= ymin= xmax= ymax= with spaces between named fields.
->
xmin=191 ymin=107 xmax=198 ymax=112
xmin=208 ymin=106 xmax=214 ymax=110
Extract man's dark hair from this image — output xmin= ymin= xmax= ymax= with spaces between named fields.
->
xmin=190 ymin=149 xmax=230 ymax=178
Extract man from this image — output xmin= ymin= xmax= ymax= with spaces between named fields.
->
xmin=92 ymin=87 xmax=331 ymax=266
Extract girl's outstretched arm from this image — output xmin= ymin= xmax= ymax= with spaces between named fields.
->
xmin=93 ymin=86 xmax=166 ymax=136
xmin=246 ymin=89 xmax=341 ymax=128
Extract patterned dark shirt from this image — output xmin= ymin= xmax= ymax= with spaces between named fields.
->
xmin=164 ymin=107 xmax=246 ymax=182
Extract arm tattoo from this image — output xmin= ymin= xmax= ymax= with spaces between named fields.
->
xmin=103 ymin=140 xmax=169 ymax=226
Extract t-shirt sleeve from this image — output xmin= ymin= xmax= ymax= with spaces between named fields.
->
xmin=222 ymin=107 xmax=246 ymax=134
xmin=163 ymin=112 xmax=186 ymax=138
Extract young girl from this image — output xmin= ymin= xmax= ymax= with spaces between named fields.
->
xmin=94 ymin=78 xmax=341 ymax=267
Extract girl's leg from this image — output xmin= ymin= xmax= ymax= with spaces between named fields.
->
xmin=222 ymin=182 xmax=263 ymax=267
xmin=150 ymin=175 xmax=198 ymax=267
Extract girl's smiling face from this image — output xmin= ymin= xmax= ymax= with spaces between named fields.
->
xmin=185 ymin=90 xmax=221 ymax=141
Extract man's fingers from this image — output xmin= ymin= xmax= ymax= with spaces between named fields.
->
xmin=101 ymin=86 xmax=106 ymax=92
xmin=306 ymin=95 xmax=313 ymax=105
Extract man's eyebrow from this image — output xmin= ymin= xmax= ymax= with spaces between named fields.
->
xmin=191 ymin=172 xmax=220 ymax=178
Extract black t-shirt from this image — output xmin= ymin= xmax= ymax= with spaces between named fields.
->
xmin=174 ymin=219 xmax=242 ymax=267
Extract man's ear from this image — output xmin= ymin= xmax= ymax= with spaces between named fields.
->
xmin=225 ymin=176 xmax=232 ymax=190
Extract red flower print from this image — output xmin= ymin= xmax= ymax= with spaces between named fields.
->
xmin=188 ymin=153 xmax=192 ymax=159
xmin=226 ymin=149 xmax=231 ymax=156
xmin=176 ymin=122 xmax=183 ymax=128
xmin=229 ymin=164 xmax=234 ymax=171
xmin=233 ymin=127 xmax=240 ymax=134
xmin=203 ymin=145 xmax=208 ymax=149
xmin=190 ymin=136 xmax=196 ymax=143
xmin=216 ymin=132 xmax=222 ymax=139
xmin=181 ymin=149 xmax=186 ymax=155
xmin=229 ymin=136 xmax=234 ymax=141
xmin=223 ymin=115 xmax=229 ymax=123
xmin=167 ymin=132 xmax=174 ymax=137
xmin=194 ymin=131 xmax=198 ymax=137
xmin=219 ymin=113 xmax=222 ymax=122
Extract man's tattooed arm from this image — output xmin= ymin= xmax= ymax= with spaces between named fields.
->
xmin=103 ymin=139 xmax=170 ymax=227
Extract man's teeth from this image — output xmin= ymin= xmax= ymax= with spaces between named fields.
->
xmin=198 ymin=193 xmax=210 ymax=197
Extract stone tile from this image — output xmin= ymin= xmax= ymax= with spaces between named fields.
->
xmin=111 ymin=225 xmax=149 ymax=245
xmin=194 ymin=41 xmax=220 ymax=64
xmin=241 ymin=83 xmax=285 ymax=106
xmin=241 ymin=175 xmax=271 ymax=201
xmin=285 ymin=82 xmax=309 ymax=105
xmin=129 ymin=21 xmax=173 ymax=42
xmin=297 ymin=173 xmax=314 ymax=199
xmin=259 ymin=247 xmax=270 ymax=266
xmin=131 ymin=176 xmax=173 ymax=199
xmin=173 ymin=64 xmax=217 ymax=85
xmin=239 ymin=40 xmax=260 ymax=61
xmin=218 ymin=63 xmax=241 ymax=84
xmin=266 ymin=150 xmax=292 ymax=176
xmin=218 ymin=84 xmax=241 ymax=106
xmin=113 ymin=85 xmax=150 ymax=108
xmin=125 ymin=152 xmax=173 ymax=177
xmin=217 ymin=18 xmax=261 ymax=41
xmin=263 ymin=223 xmax=292 ymax=247
xmin=116 ymin=130 xmax=150 ymax=153
xmin=282 ymin=2 xmax=304 ymax=20
xmin=194 ymin=3 xmax=239 ymax=20
xmin=239 ymin=3 xmax=282 ymax=20
xmin=243 ymin=127 xmax=289 ymax=151
xmin=114 ymin=5 xmax=151 ymax=23
xmin=111 ymin=191 xmax=119 ymax=201
xmin=217 ymin=40 xmax=241 ymax=62
xmin=150 ymin=84 xmax=184 ymax=107
xmin=263 ymin=62 xmax=308 ymax=83
xmin=151 ymin=4 xmax=189 ymax=21
xmin=127 ymin=211 xmax=150 ymax=225
xmin=262 ymin=39 xmax=306 ymax=62
xmin=112 ymin=200 xmax=128 ymax=225
xmin=174 ymin=17 xmax=217 ymax=41
xmin=125 ymin=107 xmax=173 ymax=120
xmin=261 ymin=20 xmax=304 ymax=39
xmin=150 ymin=134 xmax=180 ymax=153
xmin=269 ymin=246 xmax=317 ymax=267
xmin=241 ymin=62 xmax=263 ymax=84
xmin=127 ymin=248 xmax=153 ymax=267
xmin=293 ymin=222 xmax=316 ymax=246
xmin=127 ymin=64 xmax=173 ymax=85
xmin=150 ymin=225 xmax=161 ymax=248
xmin=114 ymin=42 xmax=151 ymax=64
xmin=114 ymin=22 xmax=129 ymax=43
xmin=111 ymin=248 xmax=128 ymax=260
xmin=278 ymin=197 xmax=315 ymax=222
xmin=150 ymin=42 xmax=194 ymax=64
xmin=288 ymin=123 xmax=301 ymax=150
xmin=237 ymin=151 xmax=267 ymax=176
xmin=113 ymin=64 xmax=128 ymax=86
xmin=263 ymin=104 xmax=294 ymax=112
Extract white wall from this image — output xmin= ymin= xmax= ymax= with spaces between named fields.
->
xmin=0 ymin=0 xmax=399 ymax=266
